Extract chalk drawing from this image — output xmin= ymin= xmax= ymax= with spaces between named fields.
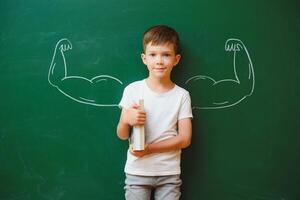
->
xmin=49 ymin=38 xmax=254 ymax=109
xmin=48 ymin=38 xmax=123 ymax=107
xmin=185 ymin=38 xmax=255 ymax=109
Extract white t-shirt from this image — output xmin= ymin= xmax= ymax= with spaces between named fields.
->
xmin=119 ymin=79 xmax=193 ymax=176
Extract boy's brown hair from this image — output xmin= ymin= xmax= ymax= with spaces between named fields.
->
xmin=143 ymin=25 xmax=180 ymax=54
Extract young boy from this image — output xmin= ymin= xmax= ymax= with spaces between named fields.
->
xmin=117 ymin=25 xmax=193 ymax=200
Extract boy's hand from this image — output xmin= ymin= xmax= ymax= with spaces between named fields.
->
xmin=121 ymin=104 xmax=146 ymax=126
xmin=129 ymin=144 xmax=149 ymax=158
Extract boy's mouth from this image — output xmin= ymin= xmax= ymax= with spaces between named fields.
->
xmin=154 ymin=67 xmax=167 ymax=71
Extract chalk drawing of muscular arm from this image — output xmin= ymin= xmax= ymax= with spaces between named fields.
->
xmin=185 ymin=38 xmax=255 ymax=109
xmin=48 ymin=38 xmax=123 ymax=107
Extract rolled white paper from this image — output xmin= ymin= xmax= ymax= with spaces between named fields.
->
xmin=132 ymin=99 xmax=145 ymax=151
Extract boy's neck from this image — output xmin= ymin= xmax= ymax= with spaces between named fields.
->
xmin=146 ymin=76 xmax=175 ymax=93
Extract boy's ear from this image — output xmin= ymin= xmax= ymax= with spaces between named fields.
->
xmin=174 ymin=54 xmax=181 ymax=66
xmin=141 ymin=53 xmax=147 ymax=65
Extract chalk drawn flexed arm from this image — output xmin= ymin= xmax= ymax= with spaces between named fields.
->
xmin=48 ymin=38 xmax=123 ymax=107
xmin=185 ymin=38 xmax=255 ymax=109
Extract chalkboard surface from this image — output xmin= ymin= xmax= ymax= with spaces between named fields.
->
xmin=1 ymin=0 xmax=299 ymax=199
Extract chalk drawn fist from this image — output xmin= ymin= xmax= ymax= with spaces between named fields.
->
xmin=56 ymin=38 xmax=72 ymax=52
xmin=225 ymin=38 xmax=244 ymax=52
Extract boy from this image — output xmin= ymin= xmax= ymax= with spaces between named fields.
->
xmin=117 ymin=25 xmax=193 ymax=200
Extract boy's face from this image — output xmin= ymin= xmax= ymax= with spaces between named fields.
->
xmin=141 ymin=42 xmax=181 ymax=80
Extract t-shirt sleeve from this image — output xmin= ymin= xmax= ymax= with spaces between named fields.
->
xmin=178 ymin=92 xmax=193 ymax=120
xmin=119 ymin=85 xmax=133 ymax=109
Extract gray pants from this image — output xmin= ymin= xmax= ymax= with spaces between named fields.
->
xmin=124 ymin=173 xmax=182 ymax=200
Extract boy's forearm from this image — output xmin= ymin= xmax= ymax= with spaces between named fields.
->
xmin=129 ymin=119 xmax=192 ymax=158
xmin=117 ymin=108 xmax=131 ymax=140
xmin=146 ymin=134 xmax=191 ymax=154
xmin=117 ymin=121 xmax=130 ymax=140
xmin=145 ymin=118 xmax=192 ymax=155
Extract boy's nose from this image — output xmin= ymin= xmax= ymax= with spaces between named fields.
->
xmin=156 ymin=56 xmax=163 ymax=65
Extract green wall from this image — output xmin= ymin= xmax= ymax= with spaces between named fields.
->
xmin=1 ymin=0 xmax=299 ymax=199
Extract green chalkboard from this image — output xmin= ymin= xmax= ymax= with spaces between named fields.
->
xmin=1 ymin=0 xmax=300 ymax=199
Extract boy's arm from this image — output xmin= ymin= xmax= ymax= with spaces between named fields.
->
xmin=117 ymin=109 xmax=131 ymax=140
xmin=117 ymin=105 xmax=146 ymax=140
xmin=130 ymin=118 xmax=192 ymax=157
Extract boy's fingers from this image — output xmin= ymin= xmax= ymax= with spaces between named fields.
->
xmin=138 ymin=115 xmax=146 ymax=120
xmin=134 ymin=121 xmax=144 ymax=126
xmin=132 ymin=104 xmax=140 ymax=109
xmin=138 ymin=110 xmax=146 ymax=114
xmin=137 ymin=112 xmax=146 ymax=119
xmin=137 ymin=114 xmax=146 ymax=119
xmin=137 ymin=121 xmax=145 ymax=125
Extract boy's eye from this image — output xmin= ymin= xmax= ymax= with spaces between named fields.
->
xmin=149 ymin=53 xmax=156 ymax=57
xmin=163 ymin=54 xmax=171 ymax=57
